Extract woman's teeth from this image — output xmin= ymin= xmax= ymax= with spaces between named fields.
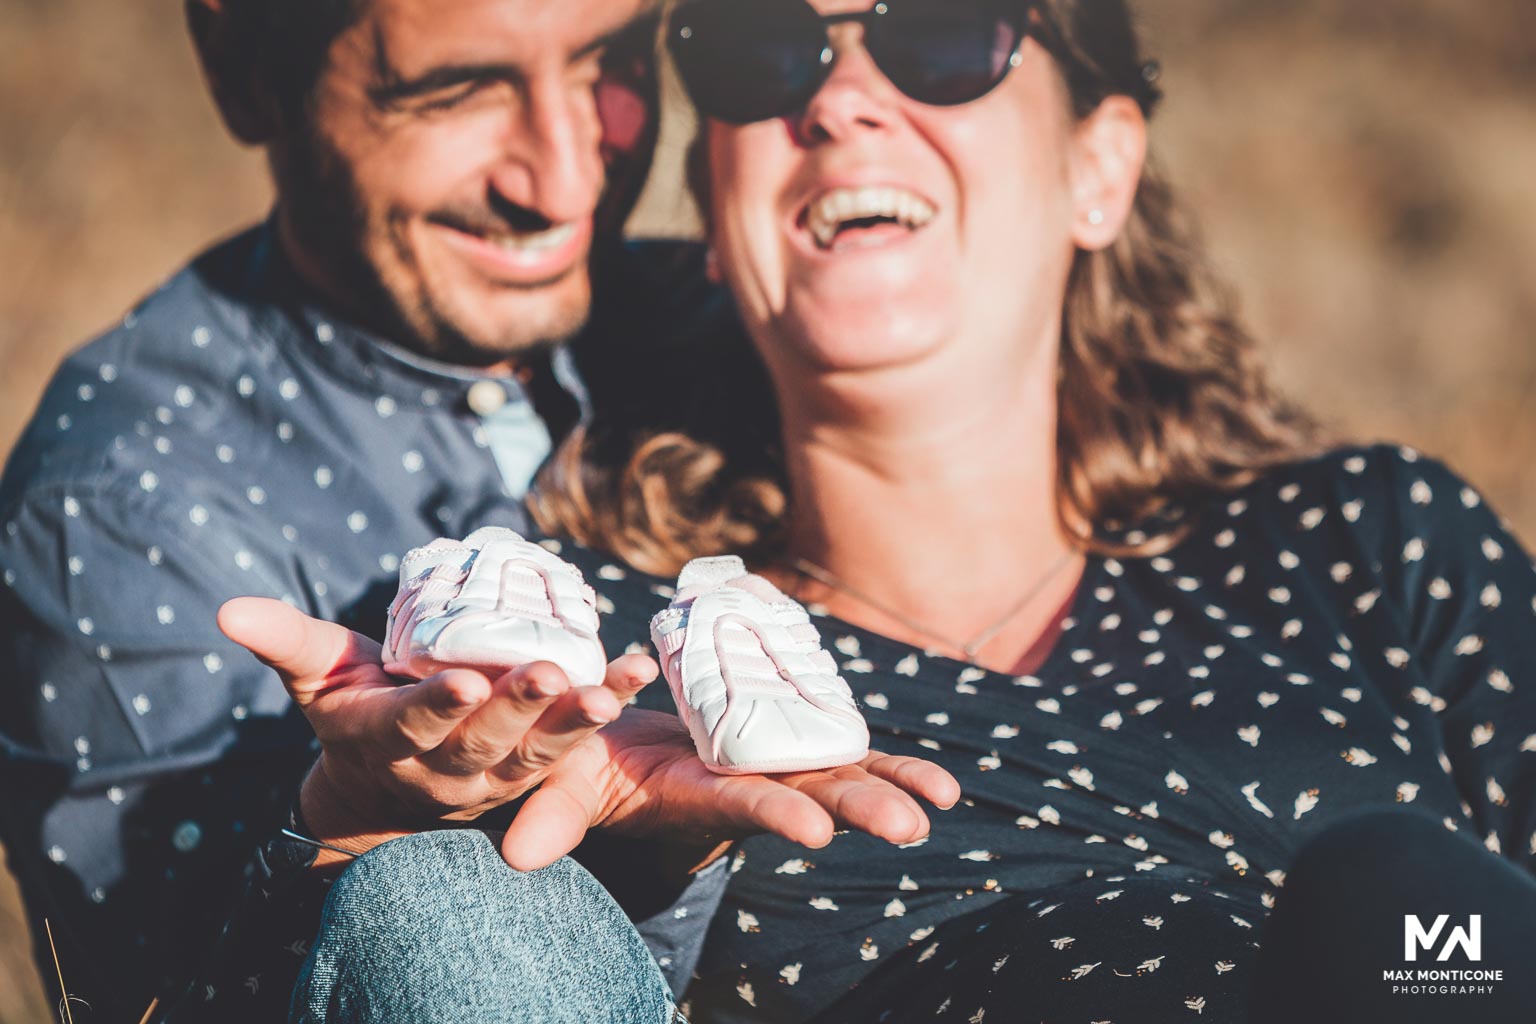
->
xmin=484 ymin=222 xmax=578 ymax=254
xmin=805 ymin=186 xmax=936 ymax=250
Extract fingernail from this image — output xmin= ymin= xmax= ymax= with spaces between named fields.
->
xmin=583 ymin=708 xmax=617 ymax=726
xmin=532 ymin=676 xmax=566 ymax=698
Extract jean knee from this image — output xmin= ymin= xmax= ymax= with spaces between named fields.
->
xmin=293 ymin=830 xmax=673 ymax=1024
xmin=320 ymin=829 xmax=608 ymax=940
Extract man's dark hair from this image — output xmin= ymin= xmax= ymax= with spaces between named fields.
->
xmin=223 ymin=0 xmax=364 ymax=115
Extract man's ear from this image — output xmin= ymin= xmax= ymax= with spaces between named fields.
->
xmin=185 ymin=0 xmax=284 ymax=145
xmin=1067 ymin=95 xmax=1148 ymax=251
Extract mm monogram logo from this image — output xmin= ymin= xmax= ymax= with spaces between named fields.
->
xmin=1405 ymin=915 xmax=1482 ymax=962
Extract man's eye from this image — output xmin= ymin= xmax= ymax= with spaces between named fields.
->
xmin=408 ymin=80 xmax=503 ymax=113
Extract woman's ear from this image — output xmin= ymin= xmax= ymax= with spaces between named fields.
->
xmin=185 ymin=0 xmax=284 ymax=145
xmin=1067 ymin=95 xmax=1148 ymax=251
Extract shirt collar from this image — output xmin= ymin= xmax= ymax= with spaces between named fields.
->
xmin=240 ymin=218 xmax=589 ymax=421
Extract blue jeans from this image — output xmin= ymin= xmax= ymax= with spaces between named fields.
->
xmin=291 ymin=830 xmax=679 ymax=1023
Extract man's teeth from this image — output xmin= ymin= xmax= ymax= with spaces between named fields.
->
xmin=485 ymin=222 xmax=578 ymax=254
xmin=806 ymin=186 xmax=936 ymax=249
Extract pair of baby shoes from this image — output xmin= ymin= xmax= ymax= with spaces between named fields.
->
xmin=384 ymin=528 xmax=869 ymax=775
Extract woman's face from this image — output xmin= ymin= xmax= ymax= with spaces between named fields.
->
xmin=704 ymin=0 xmax=1096 ymax=382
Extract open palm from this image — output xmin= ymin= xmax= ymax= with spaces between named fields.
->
xmin=502 ymin=705 xmax=952 ymax=868
xmin=221 ymin=597 xmax=959 ymax=871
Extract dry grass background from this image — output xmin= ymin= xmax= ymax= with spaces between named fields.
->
xmin=2 ymin=0 xmax=1534 ymax=1019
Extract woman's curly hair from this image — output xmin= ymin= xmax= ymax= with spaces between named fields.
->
xmin=534 ymin=0 xmax=1321 ymax=575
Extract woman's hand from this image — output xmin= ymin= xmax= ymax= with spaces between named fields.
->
xmin=500 ymin=707 xmax=957 ymax=870
xmin=219 ymin=598 xmax=960 ymax=870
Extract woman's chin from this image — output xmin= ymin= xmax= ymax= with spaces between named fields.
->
xmin=777 ymin=301 xmax=952 ymax=377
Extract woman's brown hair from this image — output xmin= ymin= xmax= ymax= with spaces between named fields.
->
xmin=534 ymin=0 xmax=1321 ymax=576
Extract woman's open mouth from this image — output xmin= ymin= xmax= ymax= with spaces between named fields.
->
xmin=798 ymin=186 xmax=937 ymax=253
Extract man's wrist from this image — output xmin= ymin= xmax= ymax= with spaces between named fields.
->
xmin=298 ymin=759 xmax=413 ymax=870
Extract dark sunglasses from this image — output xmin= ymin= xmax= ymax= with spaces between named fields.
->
xmin=668 ymin=0 xmax=1039 ymax=125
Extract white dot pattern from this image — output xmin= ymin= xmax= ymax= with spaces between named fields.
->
xmin=581 ymin=447 xmax=1536 ymax=1023
xmin=0 ymin=227 xmax=596 ymax=1016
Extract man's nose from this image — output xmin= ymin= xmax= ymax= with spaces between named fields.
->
xmin=489 ymin=81 xmax=605 ymax=224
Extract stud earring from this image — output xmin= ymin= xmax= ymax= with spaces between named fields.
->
xmin=1087 ymin=209 xmax=1105 ymax=226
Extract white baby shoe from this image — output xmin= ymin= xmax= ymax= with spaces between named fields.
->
xmin=651 ymin=556 xmax=869 ymax=775
xmin=385 ymin=527 xmax=606 ymax=686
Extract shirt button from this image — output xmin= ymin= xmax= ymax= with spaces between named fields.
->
xmin=466 ymin=380 xmax=508 ymax=416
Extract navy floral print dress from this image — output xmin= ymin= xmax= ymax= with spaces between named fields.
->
xmin=577 ymin=445 xmax=1536 ymax=1023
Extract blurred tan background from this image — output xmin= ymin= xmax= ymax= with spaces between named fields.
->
xmin=2 ymin=0 xmax=1534 ymax=1019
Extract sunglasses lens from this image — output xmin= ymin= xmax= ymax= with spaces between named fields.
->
xmin=872 ymin=1 xmax=1024 ymax=106
xmin=670 ymin=0 xmax=828 ymax=124
xmin=596 ymin=18 xmax=658 ymax=158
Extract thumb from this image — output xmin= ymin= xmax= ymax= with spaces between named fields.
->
xmin=218 ymin=597 xmax=384 ymax=704
xmin=500 ymin=773 xmax=602 ymax=872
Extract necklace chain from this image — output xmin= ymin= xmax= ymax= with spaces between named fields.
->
xmin=789 ymin=551 xmax=1078 ymax=665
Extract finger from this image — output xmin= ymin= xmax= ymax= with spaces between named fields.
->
xmin=427 ymin=662 xmax=570 ymax=773
xmin=379 ymin=669 xmax=494 ymax=759
xmin=860 ymin=752 xmax=963 ymax=810
xmin=776 ymin=769 xmax=929 ymax=846
xmin=601 ymin=653 xmax=658 ymax=703
xmin=218 ymin=597 xmax=383 ymax=705
xmin=501 ymin=773 xmax=603 ymax=871
xmin=667 ymin=772 xmax=837 ymax=849
xmin=491 ymin=686 xmax=625 ymax=783
xmin=569 ymin=722 xmax=845 ymax=849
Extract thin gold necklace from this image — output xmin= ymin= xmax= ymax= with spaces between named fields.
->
xmin=789 ymin=551 xmax=1078 ymax=666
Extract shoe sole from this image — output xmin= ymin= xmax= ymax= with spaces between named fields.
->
xmin=696 ymin=748 xmax=871 ymax=776
xmin=386 ymin=651 xmax=530 ymax=681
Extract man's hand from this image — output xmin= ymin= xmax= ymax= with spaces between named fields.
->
xmin=219 ymin=598 xmax=960 ymax=870
xmin=219 ymin=596 xmax=649 ymax=866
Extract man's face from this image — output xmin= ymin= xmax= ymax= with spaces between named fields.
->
xmin=276 ymin=0 xmax=651 ymax=366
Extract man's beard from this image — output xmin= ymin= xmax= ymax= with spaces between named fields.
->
xmin=271 ymin=127 xmax=591 ymax=367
